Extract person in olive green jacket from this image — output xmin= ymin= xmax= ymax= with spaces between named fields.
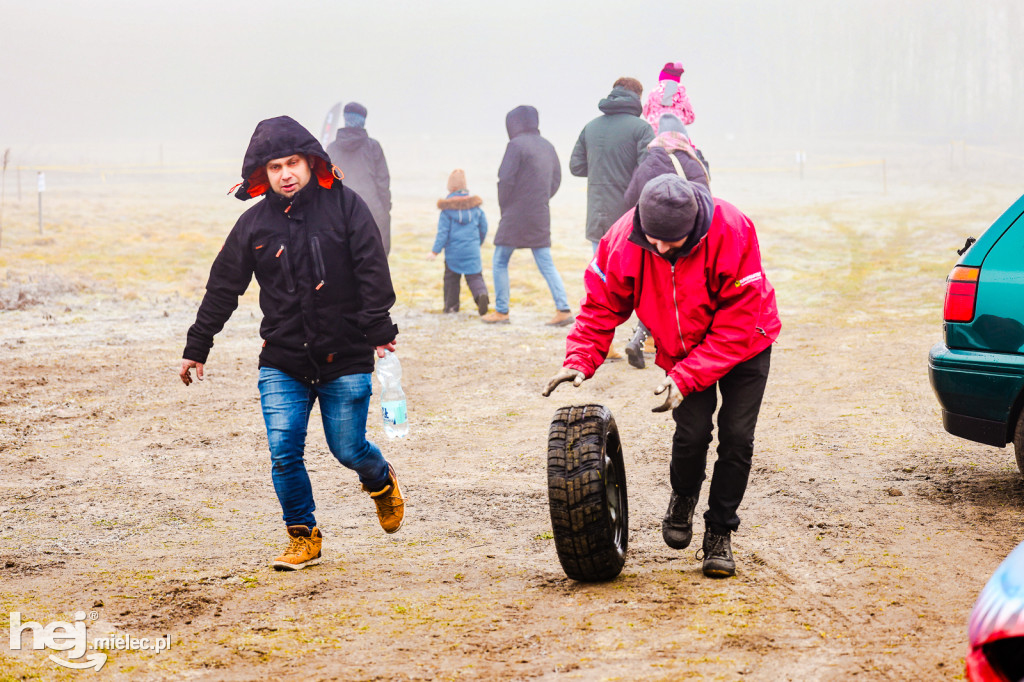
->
xmin=570 ymin=77 xmax=655 ymax=253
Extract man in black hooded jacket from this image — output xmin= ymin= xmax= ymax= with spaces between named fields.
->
xmin=179 ymin=116 xmax=404 ymax=571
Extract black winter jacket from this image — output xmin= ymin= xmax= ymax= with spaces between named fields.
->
xmin=325 ymin=128 xmax=392 ymax=254
xmin=493 ymin=106 xmax=561 ymax=249
xmin=184 ymin=116 xmax=398 ymax=384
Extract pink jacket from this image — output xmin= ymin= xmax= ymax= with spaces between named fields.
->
xmin=564 ymin=202 xmax=781 ymax=396
xmin=643 ymin=82 xmax=696 ymax=131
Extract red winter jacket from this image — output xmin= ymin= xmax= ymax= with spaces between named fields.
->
xmin=564 ymin=200 xmax=781 ymax=396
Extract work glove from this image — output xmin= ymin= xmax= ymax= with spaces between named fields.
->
xmin=652 ymin=376 xmax=684 ymax=413
xmin=542 ymin=367 xmax=586 ymax=397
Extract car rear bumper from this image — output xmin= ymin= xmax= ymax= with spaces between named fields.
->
xmin=940 ymin=409 xmax=1007 ymax=447
xmin=928 ymin=342 xmax=1024 ymax=446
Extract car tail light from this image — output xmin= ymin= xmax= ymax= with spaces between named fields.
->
xmin=943 ymin=265 xmax=980 ymax=322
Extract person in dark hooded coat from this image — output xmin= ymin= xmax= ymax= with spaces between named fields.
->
xmin=325 ymin=102 xmax=392 ymax=254
xmin=483 ymin=105 xmax=573 ymax=326
xmin=570 ymin=77 xmax=655 ymax=251
xmin=179 ymin=115 xmax=404 ymax=572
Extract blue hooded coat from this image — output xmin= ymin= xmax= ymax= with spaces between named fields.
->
xmin=432 ymin=191 xmax=488 ymax=274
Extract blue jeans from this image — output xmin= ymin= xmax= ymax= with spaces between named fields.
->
xmin=492 ymin=245 xmax=570 ymax=314
xmin=258 ymin=367 xmax=390 ymax=528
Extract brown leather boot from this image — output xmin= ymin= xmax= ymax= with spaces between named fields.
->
xmin=546 ymin=310 xmax=575 ymax=327
xmin=272 ymin=525 xmax=323 ymax=571
xmin=363 ymin=465 xmax=405 ymax=533
xmin=481 ymin=311 xmax=510 ymax=324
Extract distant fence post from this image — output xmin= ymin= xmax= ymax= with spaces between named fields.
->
xmin=0 ymin=148 xmax=8 ymax=248
xmin=37 ymin=171 xmax=45 ymax=234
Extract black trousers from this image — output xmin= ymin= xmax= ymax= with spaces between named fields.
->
xmin=443 ymin=264 xmax=487 ymax=312
xmin=670 ymin=345 xmax=771 ymax=534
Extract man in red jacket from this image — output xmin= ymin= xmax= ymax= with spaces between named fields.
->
xmin=543 ymin=174 xmax=780 ymax=578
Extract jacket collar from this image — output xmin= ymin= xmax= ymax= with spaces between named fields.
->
xmin=437 ymin=192 xmax=483 ymax=211
xmin=265 ymin=178 xmax=319 ymax=214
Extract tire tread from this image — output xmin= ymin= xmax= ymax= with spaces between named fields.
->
xmin=547 ymin=404 xmax=628 ymax=581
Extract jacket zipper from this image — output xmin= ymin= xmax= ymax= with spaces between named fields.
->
xmin=276 ymin=243 xmax=296 ymax=293
xmin=311 ymin=236 xmax=326 ymax=291
xmin=670 ymin=263 xmax=687 ymax=354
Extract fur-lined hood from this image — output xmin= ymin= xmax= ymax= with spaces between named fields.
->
xmin=437 ymin=193 xmax=483 ymax=211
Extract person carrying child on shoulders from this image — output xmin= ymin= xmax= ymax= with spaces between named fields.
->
xmin=428 ymin=169 xmax=490 ymax=315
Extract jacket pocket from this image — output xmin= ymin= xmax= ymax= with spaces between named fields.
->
xmin=310 ymin=236 xmax=327 ymax=291
xmin=276 ymin=244 xmax=296 ymax=294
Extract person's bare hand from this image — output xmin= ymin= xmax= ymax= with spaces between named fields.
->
xmin=376 ymin=340 xmax=397 ymax=358
xmin=426 ymin=252 xmax=438 ymax=261
xmin=180 ymin=359 xmax=204 ymax=386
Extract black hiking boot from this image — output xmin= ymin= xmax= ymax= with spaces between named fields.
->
xmin=698 ymin=529 xmax=735 ymax=578
xmin=624 ymin=324 xmax=649 ymax=369
xmin=661 ymin=492 xmax=698 ymax=549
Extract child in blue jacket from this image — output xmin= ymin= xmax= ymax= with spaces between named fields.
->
xmin=428 ymin=169 xmax=490 ymax=315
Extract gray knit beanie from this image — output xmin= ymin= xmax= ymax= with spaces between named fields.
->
xmin=638 ymin=174 xmax=698 ymax=242
xmin=658 ymin=113 xmax=688 ymax=136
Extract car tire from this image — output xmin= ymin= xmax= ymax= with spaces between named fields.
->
xmin=1014 ymin=409 xmax=1024 ymax=478
xmin=546 ymin=404 xmax=628 ymax=582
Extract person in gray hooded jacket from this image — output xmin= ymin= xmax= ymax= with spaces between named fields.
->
xmin=570 ymin=77 xmax=655 ymax=252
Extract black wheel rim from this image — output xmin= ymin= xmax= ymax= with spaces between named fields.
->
xmin=603 ymin=453 xmax=626 ymax=555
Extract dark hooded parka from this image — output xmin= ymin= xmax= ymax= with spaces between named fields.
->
xmin=493 ymin=105 xmax=561 ymax=249
xmin=325 ymin=126 xmax=392 ymax=254
xmin=183 ymin=116 xmax=398 ymax=384
xmin=570 ymin=86 xmax=655 ymax=242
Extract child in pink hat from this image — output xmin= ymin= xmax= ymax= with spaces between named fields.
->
xmin=643 ymin=61 xmax=695 ymax=134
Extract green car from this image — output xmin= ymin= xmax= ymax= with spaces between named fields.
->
xmin=929 ymin=194 xmax=1024 ymax=476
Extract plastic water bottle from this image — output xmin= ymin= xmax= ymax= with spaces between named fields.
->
xmin=376 ymin=350 xmax=408 ymax=438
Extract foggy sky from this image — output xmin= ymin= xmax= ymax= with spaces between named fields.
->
xmin=1 ymin=1 xmax=1020 ymax=162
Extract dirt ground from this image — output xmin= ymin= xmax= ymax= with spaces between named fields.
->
xmin=2 ymin=146 xmax=1024 ymax=680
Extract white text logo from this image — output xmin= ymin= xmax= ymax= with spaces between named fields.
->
xmin=9 ymin=610 xmax=172 ymax=671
